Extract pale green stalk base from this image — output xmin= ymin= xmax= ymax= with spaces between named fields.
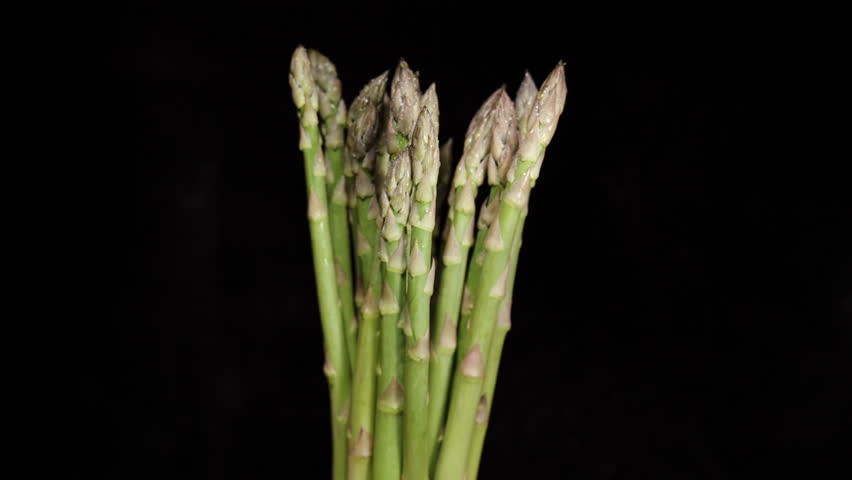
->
xmin=466 ymin=213 xmax=526 ymax=479
xmin=301 ymin=126 xmax=351 ymax=480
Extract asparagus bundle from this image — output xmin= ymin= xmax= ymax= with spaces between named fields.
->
xmin=289 ymin=46 xmax=567 ymax=480
xmin=289 ymin=47 xmax=352 ymax=480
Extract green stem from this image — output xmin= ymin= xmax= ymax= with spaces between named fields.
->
xmin=374 ymin=237 xmax=405 ymax=480
xmin=435 ymin=164 xmax=535 ymax=480
xmin=403 ymin=222 xmax=433 ymax=480
xmin=326 ymin=147 xmax=358 ymax=373
xmin=466 ymin=212 xmax=525 ymax=479
xmin=348 ymin=194 xmax=382 ymax=480
xmin=456 ymin=187 xmax=500 ymax=358
xmin=301 ymin=126 xmax=350 ymax=480
xmin=426 ymin=207 xmax=475 ymax=465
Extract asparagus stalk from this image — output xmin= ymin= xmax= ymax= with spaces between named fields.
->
xmin=346 ymin=87 xmax=386 ymax=314
xmin=467 ymin=72 xmax=538 ymax=480
xmin=457 ymin=89 xmax=518 ymax=358
xmin=310 ymin=49 xmax=358 ymax=373
xmin=434 ymin=64 xmax=567 ymax=480
xmin=426 ymin=88 xmax=502 ymax=463
xmin=373 ymin=148 xmax=412 ymax=480
xmin=466 ymin=205 xmax=525 ymax=479
xmin=289 ymin=46 xmax=352 ymax=480
xmin=345 ymin=71 xmax=389 ymax=480
xmin=400 ymin=78 xmax=440 ymax=480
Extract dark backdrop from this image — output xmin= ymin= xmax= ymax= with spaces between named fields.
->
xmin=91 ymin=3 xmax=849 ymax=479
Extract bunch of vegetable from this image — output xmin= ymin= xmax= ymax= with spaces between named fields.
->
xmin=289 ymin=45 xmax=567 ymax=480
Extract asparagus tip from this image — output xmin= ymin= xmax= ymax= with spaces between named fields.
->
xmin=491 ymin=90 xmax=519 ymax=184
xmin=390 ymin=59 xmax=422 ymax=142
xmin=515 ymin=71 xmax=538 ymax=134
xmin=308 ymin=48 xmax=342 ymax=125
xmin=421 ymin=83 xmax=439 ymax=126
xmin=518 ymin=63 xmax=567 ymax=162
xmin=288 ymin=46 xmax=313 ymax=111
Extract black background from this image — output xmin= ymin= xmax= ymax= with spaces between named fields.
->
xmin=91 ymin=3 xmax=850 ymax=478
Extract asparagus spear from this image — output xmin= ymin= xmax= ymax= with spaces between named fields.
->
xmin=465 ymin=73 xmax=537 ymax=478
xmin=373 ymin=147 xmax=412 ymax=480
xmin=309 ymin=49 xmax=357 ymax=373
xmin=467 ymin=72 xmax=539 ymax=480
xmin=402 ymin=84 xmax=440 ymax=480
xmin=457 ymin=89 xmax=518 ymax=358
xmin=289 ymin=46 xmax=352 ymax=480
xmin=426 ymin=88 xmax=502 ymax=464
xmin=466 ymin=202 xmax=526 ymax=479
xmin=345 ymin=71 xmax=389 ymax=480
xmin=434 ymin=64 xmax=567 ymax=480
xmin=346 ymin=85 xmax=387 ymax=314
